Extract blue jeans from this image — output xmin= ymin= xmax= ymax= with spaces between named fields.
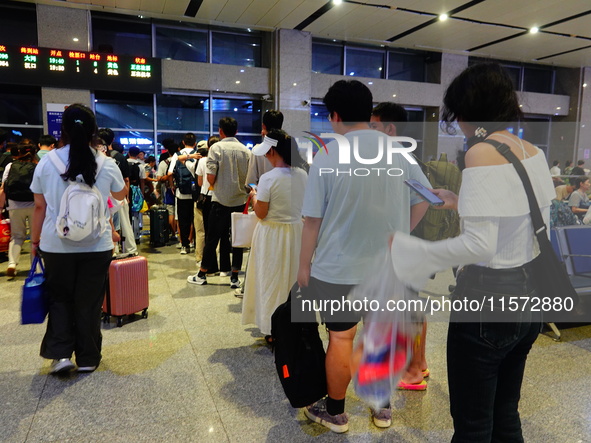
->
xmin=448 ymin=264 xmax=542 ymax=443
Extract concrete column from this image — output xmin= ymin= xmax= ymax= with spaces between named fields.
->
xmin=37 ymin=5 xmax=91 ymax=132
xmin=273 ymin=29 xmax=312 ymax=134
xmin=576 ymin=67 xmax=591 ymax=163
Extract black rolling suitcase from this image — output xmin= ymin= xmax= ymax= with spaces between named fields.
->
xmin=149 ymin=206 xmax=169 ymax=246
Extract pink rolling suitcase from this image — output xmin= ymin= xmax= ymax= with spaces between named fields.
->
xmin=102 ymin=254 xmax=149 ymax=327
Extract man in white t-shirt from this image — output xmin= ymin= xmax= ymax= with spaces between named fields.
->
xmin=549 ymin=160 xmax=561 ymax=177
xmin=298 ymin=81 xmax=429 ymax=433
xmin=167 ymin=133 xmax=200 ymax=255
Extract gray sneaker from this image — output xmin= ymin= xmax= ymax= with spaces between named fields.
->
xmin=50 ymin=358 xmax=75 ymax=374
xmin=371 ymin=407 xmax=392 ymax=428
xmin=304 ymin=398 xmax=349 ymax=433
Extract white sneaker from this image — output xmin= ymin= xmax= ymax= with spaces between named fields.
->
xmin=230 ymin=279 xmax=241 ymax=289
xmin=77 ymin=365 xmax=98 ymax=373
xmin=176 ymin=242 xmax=182 ymax=249
xmin=219 ymin=271 xmax=231 ymax=277
xmin=180 ymin=247 xmax=188 ymax=255
xmin=50 ymin=358 xmax=75 ymax=374
xmin=187 ymin=273 xmax=207 ymax=285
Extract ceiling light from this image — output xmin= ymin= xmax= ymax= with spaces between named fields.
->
xmin=584 ymin=83 xmax=588 ymax=87
xmin=73 ymin=37 xmax=79 ymax=42
xmin=234 ymin=108 xmax=238 ymax=112
xmin=392 ymin=94 xmax=397 ymax=97
xmin=349 ymin=72 xmax=355 ymax=76
xmin=247 ymin=28 xmax=252 ymax=32
xmin=378 ymin=67 xmax=382 ymax=71
xmin=530 ymin=27 xmax=539 ymax=34
xmin=236 ymin=80 xmax=240 ymax=84
xmin=439 ymin=14 xmax=448 ymax=21
xmin=333 ymin=0 xmax=343 ymax=5
xmin=368 ymin=82 xmax=373 ymax=85
xmin=556 ymin=107 xmax=561 ymax=110
xmin=240 ymin=69 xmax=244 ymax=73
xmin=519 ymin=104 xmax=523 ymax=107
xmin=293 ymin=83 xmax=297 ymax=86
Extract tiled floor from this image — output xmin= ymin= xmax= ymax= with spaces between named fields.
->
xmin=1 ymin=237 xmax=591 ymax=443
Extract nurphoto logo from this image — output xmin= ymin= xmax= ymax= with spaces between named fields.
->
xmin=302 ymin=132 xmax=418 ymax=177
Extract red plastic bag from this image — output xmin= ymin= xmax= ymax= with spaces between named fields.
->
xmin=0 ymin=213 xmax=10 ymax=253
xmin=349 ymin=248 xmax=423 ymax=409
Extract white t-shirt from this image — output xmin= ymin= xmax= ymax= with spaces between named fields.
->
xmin=30 ymin=146 xmax=125 ymax=253
xmin=257 ymin=167 xmax=307 ymax=223
xmin=196 ymin=157 xmax=212 ymax=195
xmin=302 ymin=129 xmax=430 ymax=285
xmin=2 ymin=162 xmax=35 ymax=210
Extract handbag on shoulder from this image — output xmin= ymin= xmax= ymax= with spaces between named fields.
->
xmin=484 ymin=139 xmax=580 ymax=322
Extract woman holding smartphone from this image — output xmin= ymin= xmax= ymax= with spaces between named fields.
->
xmin=390 ymin=63 xmax=555 ymax=442
xmin=241 ymin=129 xmax=308 ymax=343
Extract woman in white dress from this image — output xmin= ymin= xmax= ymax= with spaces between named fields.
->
xmin=241 ymin=129 xmax=308 ymax=343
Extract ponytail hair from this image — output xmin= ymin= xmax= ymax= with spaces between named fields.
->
xmin=266 ymin=129 xmax=308 ymax=172
xmin=60 ymin=104 xmax=98 ymax=186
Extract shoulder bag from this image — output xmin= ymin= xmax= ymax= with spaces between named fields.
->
xmin=483 ymin=139 xmax=580 ymax=321
xmin=231 ymin=194 xmax=258 ymax=248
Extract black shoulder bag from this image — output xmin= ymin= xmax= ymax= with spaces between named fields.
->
xmin=483 ymin=139 xmax=580 ymax=322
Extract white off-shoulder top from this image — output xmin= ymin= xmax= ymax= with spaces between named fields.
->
xmin=391 ymin=148 xmax=556 ymax=291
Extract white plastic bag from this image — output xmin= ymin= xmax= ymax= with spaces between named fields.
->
xmin=349 ymin=247 xmax=424 ymax=409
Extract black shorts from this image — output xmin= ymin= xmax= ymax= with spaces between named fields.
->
xmin=307 ymin=277 xmax=360 ymax=332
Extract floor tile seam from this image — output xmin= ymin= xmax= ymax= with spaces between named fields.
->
xmin=23 ymin=373 xmax=50 ymax=442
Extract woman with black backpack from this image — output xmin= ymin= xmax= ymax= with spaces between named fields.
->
xmin=0 ymin=142 xmax=36 ymax=278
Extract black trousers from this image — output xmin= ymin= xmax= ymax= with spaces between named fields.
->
xmin=202 ymin=202 xmax=244 ymax=273
xmin=176 ymin=197 xmax=195 ymax=248
xmin=40 ymin=250 xmax=112 ymax=367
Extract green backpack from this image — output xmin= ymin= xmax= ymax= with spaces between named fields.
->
xmin=412 ymin=153 xmax=462 ymax=241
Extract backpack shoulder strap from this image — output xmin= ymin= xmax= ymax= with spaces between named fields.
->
xmin=48 ymin=149 xmax=67 ymax=175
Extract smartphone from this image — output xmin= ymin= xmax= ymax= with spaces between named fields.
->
xmin=248 ymin=183 xmax=258 ymax=191
xmin=404 ymin=179 xmax=444 ymax=206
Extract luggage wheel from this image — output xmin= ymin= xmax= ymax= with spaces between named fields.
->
xmin=141 ymin=309 xmax=148 ymax=319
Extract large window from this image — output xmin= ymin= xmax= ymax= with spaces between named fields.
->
xmin=312 ymin=42 xmax=342 ymax=75
xmin=155 ymin=26 xmax=207 ymax=63
xmin=0 ymin=84 xmax=43 ymax=143
xmin=212 ymin=31 xmax=262 ymax=67
xmin=157 ymin=94 xmax=209 ymax=132
xmin=469 ymin=58 xmax=555 ymax=94
xmin=211 ymin=98 xmax=262 ymax=147
xmin=0 ymin=2 xmax=37 ymax=47
xmin=346 ymin=47 xmax=384 ymax=79
xmin=312 ymin=40 xmax=440 ymax=83
xmin=92 ymin=12 xmax=152 ymax=57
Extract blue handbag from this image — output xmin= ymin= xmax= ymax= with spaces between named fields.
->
xmin=21 ymin=255 xmax=48 ymax=324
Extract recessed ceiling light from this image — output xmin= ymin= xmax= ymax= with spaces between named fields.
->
xmin=240 ymin=69 xmax=244 ymax=73
xmin=530 ymin=27 xmax=539 ymax=34
xmin=368 ymin=82 xmax=373 ymax=85
xmin=378 ymin=67 xmax=382 ymax=71
xmin=584 ymin=83 xmax=588 ymax=87
xmin=349 ymin=72 xmax=355 ymax=76
xmin=73 ymin=37 xmax=79 ymax=42
xmin=333 ymin=0 xmax=343 ymax=5
xmin=556 ymin=107 xmax=561 ymax=110
xmin=293 ymin=83 xmax=297 ymax=86
xmin=236 ymin=81 xmax=240 ymax=84
xmin=392 ymin=94 xmax=397 ymax=98
xmin=519 ymin=104 xmax=523 ymax=107
xmin=439 ymin=14 xmax=448 ymax=21
xmin=234 ymin=108 xmax=238 ymax=112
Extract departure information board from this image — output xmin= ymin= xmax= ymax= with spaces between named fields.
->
xmin=0 ymin=45 xmax=161 ymax=93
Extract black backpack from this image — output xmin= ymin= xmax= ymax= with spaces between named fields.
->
xmin=271 ymin=284 xmax=327 ymax=408
xmin=173 ymin=154 xmax=196 ymax=196
xmin=128 ymin=161 xmax=142 ymax=186
xmin=4 ymin=161 xmax=35 ymax=202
